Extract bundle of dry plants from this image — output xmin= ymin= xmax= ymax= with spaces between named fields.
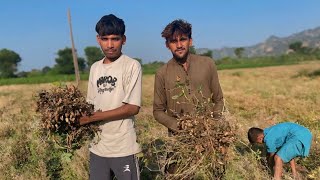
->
xmin=36 ymin=85 xmax=100 ymax=153
xmin=162 ymin=94 xmax=235 ymax=179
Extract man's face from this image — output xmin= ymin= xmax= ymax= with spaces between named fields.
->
xmin=166 ymin=34 xmax=192 ymax=60
xmin=256 ymin=134 xmax=264 ymax=144
xmin=97 ymin=34 xmax=126 ymax=62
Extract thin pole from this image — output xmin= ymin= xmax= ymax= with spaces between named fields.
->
xmin=67 ymin=8 xmax=80 ymax=86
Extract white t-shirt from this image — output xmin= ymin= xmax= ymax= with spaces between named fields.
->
xmin=87 ymin=54 xmax=142 ymax=157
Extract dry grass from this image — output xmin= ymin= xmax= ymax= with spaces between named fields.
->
xmin=0 ymin=62 xmax=319 ymax=179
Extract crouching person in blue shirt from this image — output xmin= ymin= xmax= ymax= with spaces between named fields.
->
xmin=248 ymin=122 xmax=312 ymax=180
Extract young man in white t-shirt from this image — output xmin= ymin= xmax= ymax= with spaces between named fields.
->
xmin=80 ymin=14 xmax=142 ymax=180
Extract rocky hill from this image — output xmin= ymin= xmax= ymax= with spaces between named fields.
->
xmin=197 ymin=26 xmax=320 ymax=59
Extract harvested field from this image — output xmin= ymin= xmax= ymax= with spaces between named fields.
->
xmin=0 ymin=62 xmax=319 ymax=179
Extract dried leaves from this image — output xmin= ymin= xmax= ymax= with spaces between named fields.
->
xmin=163 ymin=113 xmax=235 ymax=180
xmin=36 ymin=85 xmax=100 ymax=152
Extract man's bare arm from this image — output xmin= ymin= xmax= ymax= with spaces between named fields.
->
xmin=79 ymin=103 xmax=140 ymax=125
xmin=289 ymin=159 xmax=297 ymax=179
xmin=267 ymin=152 xmax=275 ymax=173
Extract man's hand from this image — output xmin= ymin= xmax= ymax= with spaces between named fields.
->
xmin=211 ymin=112 xmax=225 ymax=121
xmin=267 ymin=153 xmax=275 ymax=174
xmin=79 ymin=115 xmax=91 ymax=126
xmin=289 ymin=159 xmax=298 ymax=179
xmin=169 ymin=128 xmax=182 ymax=136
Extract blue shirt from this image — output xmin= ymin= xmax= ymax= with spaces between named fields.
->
xmin=263 ymin=122 xmax=312 ymax=157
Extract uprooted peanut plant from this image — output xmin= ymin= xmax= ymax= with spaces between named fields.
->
xmin=158 ymin=82 xmax=236 ymax=179
xmin=36 ymin=85 xmax=100 ymax=153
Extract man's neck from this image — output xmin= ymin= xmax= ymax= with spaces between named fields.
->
xmin=175 ymin=54 xmax=189 ymax=71
xmin=103 ymin=54 xmax=122 ymax=64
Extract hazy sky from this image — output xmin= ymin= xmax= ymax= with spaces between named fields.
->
xmin=1 ymin=0 xmax=320 ymax=71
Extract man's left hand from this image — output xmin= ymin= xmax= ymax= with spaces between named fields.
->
xmin=79 ymin=116 xmax=91 ymax=126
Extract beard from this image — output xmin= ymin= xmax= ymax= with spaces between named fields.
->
xmin=173 ymin=49 xmax=189 ymax=63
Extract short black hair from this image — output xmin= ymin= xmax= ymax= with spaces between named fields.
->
xmin=95 ymin=14 xmax=125 ymax=36
xmin=247 ymin=127 xmax=263 ymax=144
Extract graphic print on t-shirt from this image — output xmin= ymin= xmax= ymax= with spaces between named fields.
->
xmin=96 ymin=75 xmax=118 ymax=94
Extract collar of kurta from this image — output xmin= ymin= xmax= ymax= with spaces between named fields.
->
xmin=171 ymin=53 xmax=193 ymax=71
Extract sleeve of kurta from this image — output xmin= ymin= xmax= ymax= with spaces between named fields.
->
xmin=153 ymin=70 xmax=178 ymax=131
xmin=209 ymin=61 xmax=224 ymax=118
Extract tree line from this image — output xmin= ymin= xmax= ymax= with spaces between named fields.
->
xmin=214 ymin=41 xmax=320 ymax=67
xmin=1 ymin=41 xmax=320 ymax=78
xmin=0 ymin=46 xmax=165 ymax=78
xmin=0 ymin=47 xmax=104 ymax=78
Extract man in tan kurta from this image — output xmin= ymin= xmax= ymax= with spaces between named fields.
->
xmin=153 ymin=19 xmax=224 ymax=134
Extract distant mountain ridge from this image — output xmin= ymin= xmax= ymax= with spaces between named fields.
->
xmin=197 ymin=26 xmax=320 ymax=59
